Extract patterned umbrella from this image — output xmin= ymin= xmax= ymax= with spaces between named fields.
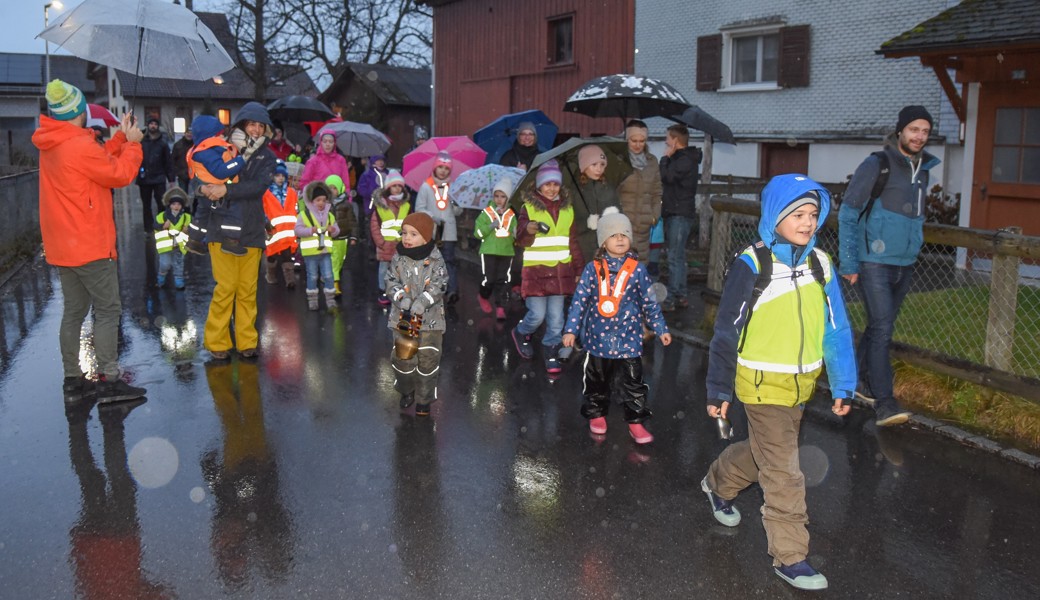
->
xmin=402 ymin=136 xmax=486 ymax=191
xmin=564 ymin=74 xmax=690 ymax=119
xmin=449 ymin=165 xmax=525 ymax=210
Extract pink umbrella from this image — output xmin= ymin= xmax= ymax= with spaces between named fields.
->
xmin=86 ymin=104 xmax=119 ymax=129
xmin=402 ymin=136 xmax=486 ymax=191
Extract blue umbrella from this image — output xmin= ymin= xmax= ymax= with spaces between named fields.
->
xmin=473 ymin=110 xmax=558 ymax=166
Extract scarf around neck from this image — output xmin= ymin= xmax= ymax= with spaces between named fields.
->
xmin=628 ymin=150 xmax=648 ymax=170
xmin=396 ymin=238 xmax=436 ymax=260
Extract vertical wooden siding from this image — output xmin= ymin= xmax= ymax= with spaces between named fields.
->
xmin=432 ymin=0 xmax=635 ymax=139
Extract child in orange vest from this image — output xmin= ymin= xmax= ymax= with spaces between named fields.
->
xmin=563 ymin=209 xmax=671 ymax=444
xmin=261 ymin=162 xmax=300 ymax=288
xmin=184 ymin=115 xmax=247 ymax=256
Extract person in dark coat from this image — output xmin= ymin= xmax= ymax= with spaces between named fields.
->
xmin=658 ymin=124 xmax=702 ymax=312
xmin=171 ymin=129 xmax=193 ymax=197
xmin=137 ymin=117 xmax=175 ymax=231
xmin=498 ymin=121 xmax=540 ymax=172
xmin=201 ymin=102 xmax=277 ymax=361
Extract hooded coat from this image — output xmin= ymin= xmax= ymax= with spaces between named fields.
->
xmin=515 ymin=190 xmax=584 ymax=297
xmin=837 ymin=134 xmax=941 ymax=274
xmin=209 ymin=104 xmax=277 ymax=249
xmin=299 ymin=138 xmax=352 ymax=192
xmin=32 ymin=116 xmax=143 ymax=267
xmin=706 ymin=174 xmax=856 ymax=408
xmin=295 ymin=181 xmax=341 ymax=241
xmin=385 ymin=245 xmax=448 ymax=333
xmin=617 ymin=152 xmax=663 ymax=259
xmin=357 ymin=156 xmax=389 ymax=215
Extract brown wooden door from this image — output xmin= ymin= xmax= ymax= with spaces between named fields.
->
xmin=761 ymin=142 xmax=809 ymax=179
xmin=971 ymin=82 xmax=1040 ymax=235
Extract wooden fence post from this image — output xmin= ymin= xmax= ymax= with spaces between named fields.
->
xmin=984 ymin=226 xmax=1022 ymax=372
xmin=707 ymin=201 xmax=731 ymax=293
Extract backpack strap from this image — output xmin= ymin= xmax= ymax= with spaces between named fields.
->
xmin=807 ymin=248 xmax=833 ymax=322
xmin=857 ymin=151 xmax=890 ymax=255
xmin=736 ymin=241 xmax=773 ymax=353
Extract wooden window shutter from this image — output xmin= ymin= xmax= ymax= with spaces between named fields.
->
xmin=778 ymin=25 xmax=811 ymax=88
xmin=696 ymin=34 xmax=722 ymax=92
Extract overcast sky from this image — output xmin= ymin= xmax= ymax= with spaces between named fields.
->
xmin=1 ymin=0 xmax=220 ymax=55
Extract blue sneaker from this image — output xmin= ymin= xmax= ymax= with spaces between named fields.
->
xmin=511 ymin=326 xmax=533 ymax=360
xmin=174 ymin=277 xmax=185 ymax=290
xmin=701 ymin=477 xmax=741 ymax=527
xmin=775 ymin=560 xmax=828 ymax=590
xmin=156 ymin=275 xmax=166 ymax=288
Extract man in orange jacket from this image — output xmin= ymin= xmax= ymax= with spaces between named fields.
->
xmin=32 ymin=79 xmax=148 ymax=406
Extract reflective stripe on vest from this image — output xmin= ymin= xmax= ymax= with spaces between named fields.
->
xmin=154 ymin=213 xmax=191 ymax=254
xmin=426 ymin=177 xmax=450 ymax=210
xmin=482 ymin=206 xmax=515 ymax=238
xmin=376 ymin=204 xmax=410 ymax=241
xmin=263 ymin=187 xmax=299 ymax=253
xmin=297 ymin=209 xmax=334 ymax=256
xmin=522 ymin=204 xmax=573 ymax=267
xmin=186 ymin=137 xmax=239 ymax=185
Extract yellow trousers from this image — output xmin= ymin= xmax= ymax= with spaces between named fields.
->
xmin=204 ymin=244 xmax=262 ymax=352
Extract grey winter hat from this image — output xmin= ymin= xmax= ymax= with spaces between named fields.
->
xmin=596 ymin=207 xmax=632 ymax=247
xmin=775 ymin=191 xmax=819 ymax=227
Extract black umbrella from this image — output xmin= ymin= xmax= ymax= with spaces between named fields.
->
xmin=509 ymin=136 xmax=632 ymax=214
xmin=671 ymin=106 xmax=736 ymax=145
xmin=563 ymin=74 xmax=690 ymax=120
xmin=267 ymin=96 xmax=335 ymax=123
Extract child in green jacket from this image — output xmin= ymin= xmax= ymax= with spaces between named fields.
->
xmin=473 ymin=178 xmax=518 ymax=320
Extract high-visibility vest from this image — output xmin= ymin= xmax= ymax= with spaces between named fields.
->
xmin=483 ymin=206 xmax=516 ymax=238
xmin=262 ymin=186 xmax=299 ymax=255
xmin=425 ymin=177 xmax=450 ymax=210
xmin=297 ymin=208 xmax=336 ymax=256
xmin=154 ymin=212 xmax=192 ymax=255
xmin=186 ymin=137 xmax=239 ymax=184
xmin=376 ymin=203 xmax=410 ymax=241
xmin=522 ymin=204 xmax=574 ymax=267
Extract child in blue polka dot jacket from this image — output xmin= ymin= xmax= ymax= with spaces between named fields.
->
xmin=562 ymin=208 xmax=672 ymax=444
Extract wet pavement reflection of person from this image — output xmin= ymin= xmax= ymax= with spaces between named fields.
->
xmin=65 ymin=400 xmax=170 ymax=599
xmin=391 ymin=417 xmax=447 ymax=593
xmin=201 ymin=360 xmax=295 ymax=590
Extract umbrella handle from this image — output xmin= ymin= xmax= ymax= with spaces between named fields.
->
xmin=562 ymin=161 xmax=591 ymax=214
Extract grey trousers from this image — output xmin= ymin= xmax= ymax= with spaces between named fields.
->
xmin=391 ymin=330 xmax=443 ymax=403
xmin=57 ymin=260 xmax=122 ymax=379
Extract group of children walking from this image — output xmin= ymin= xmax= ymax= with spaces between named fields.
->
xmin=157 ymin=119 xmax=857 ymax=590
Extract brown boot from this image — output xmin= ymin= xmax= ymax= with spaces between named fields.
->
xmin=264 ymin=261 xmax=278 ymax=284
xmin=281 ymin=262 xmax=296 ymax=289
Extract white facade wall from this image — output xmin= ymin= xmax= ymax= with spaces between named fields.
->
xmin=634 ymin=0 xmax=959 ymax=184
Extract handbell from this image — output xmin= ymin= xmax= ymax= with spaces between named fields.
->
xmin=716 ymin=416 xmax=733 ymax=440
xmin=394 ymin=334 xmax=419 ymax=360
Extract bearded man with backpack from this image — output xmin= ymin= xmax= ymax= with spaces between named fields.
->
xmin=838 ymin=105 xmax=940 ymax=427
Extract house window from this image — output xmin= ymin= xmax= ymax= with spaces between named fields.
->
xmin=992 ymin=107 xmax=1040 ymax=184
xmin=547 ymin=15 xmax=574 ymax=66
xmin=217 ymin=109 xmax=231 ymax=125
xmin=731 ymin=33 xmax=779 ymax=85
xmin=697 ymin=24 xmax=810 ymax=92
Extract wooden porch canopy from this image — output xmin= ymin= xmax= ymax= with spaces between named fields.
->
xmin=877 ymin=0 xmax=1040 ymax=124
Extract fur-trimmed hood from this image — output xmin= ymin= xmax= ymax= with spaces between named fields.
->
xmin=522 ymin=188 xmax=572 ymax=212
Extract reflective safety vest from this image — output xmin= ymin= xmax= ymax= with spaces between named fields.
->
xmin=262 ymin=186 xmax=299 ymax=255
xmin=482 ymin=206 xmax=515 ymax=238
xmin=297 ymin=207 xmax=336 ymax=256
xmin=186 ymin=137 xmax=240 ymax=185
xmin=425 ymin=177 xmax=450 ymax=210
xmin=735 ymin=247 xmax=835 ymax=406
xmin=154 ymin=212 xmax=191 ymax=254
xmin=376 ymin=203 xmax=410 ymax=241
xmin=522 ymin=204 xmax=574 ymax=267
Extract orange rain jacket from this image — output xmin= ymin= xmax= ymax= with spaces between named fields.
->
xmin=32 ymin=116 xmax=143 ymax=267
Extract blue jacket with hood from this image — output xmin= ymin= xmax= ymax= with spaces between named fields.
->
xmin=706 ymin=174 xmax=857 ymax=407
xmin=837 ymin=136 xmax=940 ymax=274
xmin=189 ymin=115 xmax=245 ymax=184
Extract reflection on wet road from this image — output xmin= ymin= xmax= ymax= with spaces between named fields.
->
xmin=0 ymin=192 xmax=1038 ymax=599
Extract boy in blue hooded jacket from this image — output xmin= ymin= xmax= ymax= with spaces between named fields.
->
xmin=701 ymin=174 xmax=856 ymax=591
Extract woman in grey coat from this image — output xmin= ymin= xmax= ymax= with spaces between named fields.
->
xmin=617 ymin=120 xmax=663 ymax=261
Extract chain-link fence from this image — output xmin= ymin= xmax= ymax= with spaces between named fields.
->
xmin=707 ymin=197 xmax=1040 ymax=382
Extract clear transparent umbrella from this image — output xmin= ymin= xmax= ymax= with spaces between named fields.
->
xmin=37 ymin=0 xmax=234 ymax=81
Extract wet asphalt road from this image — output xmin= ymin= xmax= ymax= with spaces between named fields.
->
xmin=1 ymin=193 xmax=1039 ymax=600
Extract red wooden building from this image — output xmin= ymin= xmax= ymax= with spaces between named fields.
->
xmin=420 ymin=0 xmax=636 ymax=139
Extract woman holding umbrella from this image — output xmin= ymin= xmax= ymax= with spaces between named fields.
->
xmin=299 ymin=131 xmax=352 ymax=196
xmin=572 ymin=145 xmax=621 ymax=264
xmin=498 ymin=122 xmax=540 ymax=172
xmin=617 ymin=120 xmax=662 ymax=262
